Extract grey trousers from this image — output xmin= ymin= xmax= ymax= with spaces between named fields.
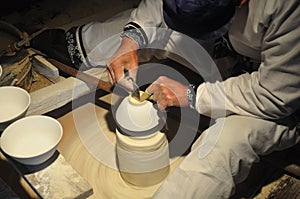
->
xmin=153 ymin=115 xmax=300 ymax=199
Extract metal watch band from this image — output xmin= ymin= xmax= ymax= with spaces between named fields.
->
xmin=187 ymin=84 xmax=196 ymax=109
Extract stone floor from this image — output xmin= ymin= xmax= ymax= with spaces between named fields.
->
xmin=1 ymin=0 xmax=300 ymax=198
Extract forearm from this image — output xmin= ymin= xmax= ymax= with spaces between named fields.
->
xmin=195 ymin=0 xmax=300 ymax=120
xmin=195 ymin=38 xmax=300 ymax=120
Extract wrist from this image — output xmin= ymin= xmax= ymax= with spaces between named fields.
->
xmin=120 ymin=36 xmax=139 ymax=51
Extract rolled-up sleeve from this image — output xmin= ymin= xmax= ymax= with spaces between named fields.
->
xmin=126 ymin=0 xmax=173 ymax=47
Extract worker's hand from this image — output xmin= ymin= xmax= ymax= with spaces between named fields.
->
xmin=147 ymin=76 xmax=189 ymax=110
xmin=107 ymin=36 xmax=139 ymax=91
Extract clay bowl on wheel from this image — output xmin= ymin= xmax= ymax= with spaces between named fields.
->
xmin=0 ymin=115 xmax=63 ymax=165
xmin=114 ymin=93 xmax=166 ymax=138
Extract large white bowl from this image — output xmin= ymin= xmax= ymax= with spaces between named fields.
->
xmin=0 ymin=86 xmax=31 ymax=131
xmin=0 ymin=115 xmax=63 ymax=165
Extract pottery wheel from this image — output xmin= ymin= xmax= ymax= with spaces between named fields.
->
xmin=57 ymin=102 xmax=184 ymax=199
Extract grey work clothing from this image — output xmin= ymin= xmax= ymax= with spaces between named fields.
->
xmin=154 ymin=115 xmax=300 ymax=198
xmin=69 ymin=0 xmax=300 ymax=198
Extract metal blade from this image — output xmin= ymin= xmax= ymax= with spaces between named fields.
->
xmin=125 ymin=76 xmax=140 ymax=101
xmin=139 ymin=89 xmax=152 ymax=102
xmin=131 ymin=81 xmax=141 ymax=101
xmin=123 ymin=69 xmax=140 ymax=100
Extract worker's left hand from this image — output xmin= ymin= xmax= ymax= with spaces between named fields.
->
xmin=107 ymin=37 xmax=139 ymax=91
xmin=146 ymin=76 xmax=189 ymax=110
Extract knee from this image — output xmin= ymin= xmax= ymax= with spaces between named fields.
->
xmin=209 ymin=115 xmax=254 ymax=153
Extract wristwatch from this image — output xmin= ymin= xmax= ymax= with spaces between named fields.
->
xmin=187 ymin=84 xmax=197 ymax=109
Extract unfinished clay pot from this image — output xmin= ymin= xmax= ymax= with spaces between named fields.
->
xmin=114 ymin=93 xmax=170 ymax=187
xmin=114 ymin=93 xmax=165 ymax=137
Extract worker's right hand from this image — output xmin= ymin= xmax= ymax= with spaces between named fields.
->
xmin=107 ymin=36 xmax=139 ymax=91
xmin=146 ymin=76 xmax=189 ymax=110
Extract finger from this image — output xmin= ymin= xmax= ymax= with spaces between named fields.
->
xmin=141 ymin=89 xmax=153 ymax=101
xmin=107 ymin=65 xmax=116 ymax=84
xmin=154 ymin=92 xmax=166 ymax=111
xmin=147 ymin=75 xmax=168 ymax=92
xmin=128 ymin=67 xmax=138 ymax=82
xmin=147 ymin=82 xmax=166 ymax=105
xmin=156 ymin=92 xmax=170 ymax=108
xmin=146 ymin=81 xmax=158 ymax=94
xmin=113 ymin=65 xmax=126 ymax=83
xmin=118 ymin=78 xmax=134 ymax=91
xmin=157 ymin=103 xmax=166 ymax=111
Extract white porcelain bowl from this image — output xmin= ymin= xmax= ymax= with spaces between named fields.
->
xmin=114 ymin=94 xmax=166 ymax=137
xmin=0 ymin=86 xmax=31 ymax=131
xmin=116 ymin=95 xmax=160 ymax=132
xmin=0 ymin=115 xmax=63 ymax=165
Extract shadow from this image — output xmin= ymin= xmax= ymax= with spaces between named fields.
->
xmin=260 ymin=143 xmax=300 ymax=180
xmin=0 ymin=177 xmax=19 ymax=198
xmin=0 ymin=153 xmax=38 ymax=199
xmin=161 ymin=106 xmax=211 ymax=158
xmin=231 ymin=161 xmax=285 ymax=199
xmin=104 ymin=111 xmax=117 ymax=134
xmin=0 ymin=150 xmax=61 ymax=198
xmin=46 ymin=88 xmax=109 ymax=118
xmin=231 ymin=143 xmax=300 ymax=198
xmin=6 ymin=150 xmax=60 ymax=175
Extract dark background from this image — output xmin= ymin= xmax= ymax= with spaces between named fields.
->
xmin=0 ymin=0 xmax=41 ymax=17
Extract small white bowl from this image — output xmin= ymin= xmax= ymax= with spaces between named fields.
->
xmin=0 ymin=65 xmax=2 ymax=78
xmin=116 ymin=95 xmax=160 ymax=132
xmin=0 ymin=115 xmax=63 ymax=165
xmin=0 ymin=86 xmax=31 ymax=131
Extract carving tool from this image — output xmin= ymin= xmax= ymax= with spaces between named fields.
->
xmin=47 ymin=58 xmax=113 ymax=93
xmin=125 ymin=76 xmax=140 ymax=101
xmin=139 ymin=89 xmax=152 ymax=102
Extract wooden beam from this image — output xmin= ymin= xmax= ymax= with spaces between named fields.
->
xmin=47 ymin=58 xmax=113 ymax=93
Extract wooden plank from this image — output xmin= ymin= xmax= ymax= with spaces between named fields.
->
xmin=254 ymin=174 xmax=300 ymax=199
xmin=27 ymin=77 xmax=90 ymax=115
xmin=28 ymin=49 xmax=60 ymax=83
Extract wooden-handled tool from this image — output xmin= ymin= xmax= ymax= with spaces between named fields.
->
xmin=47 ymin=58 xmax=113 ymax=93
